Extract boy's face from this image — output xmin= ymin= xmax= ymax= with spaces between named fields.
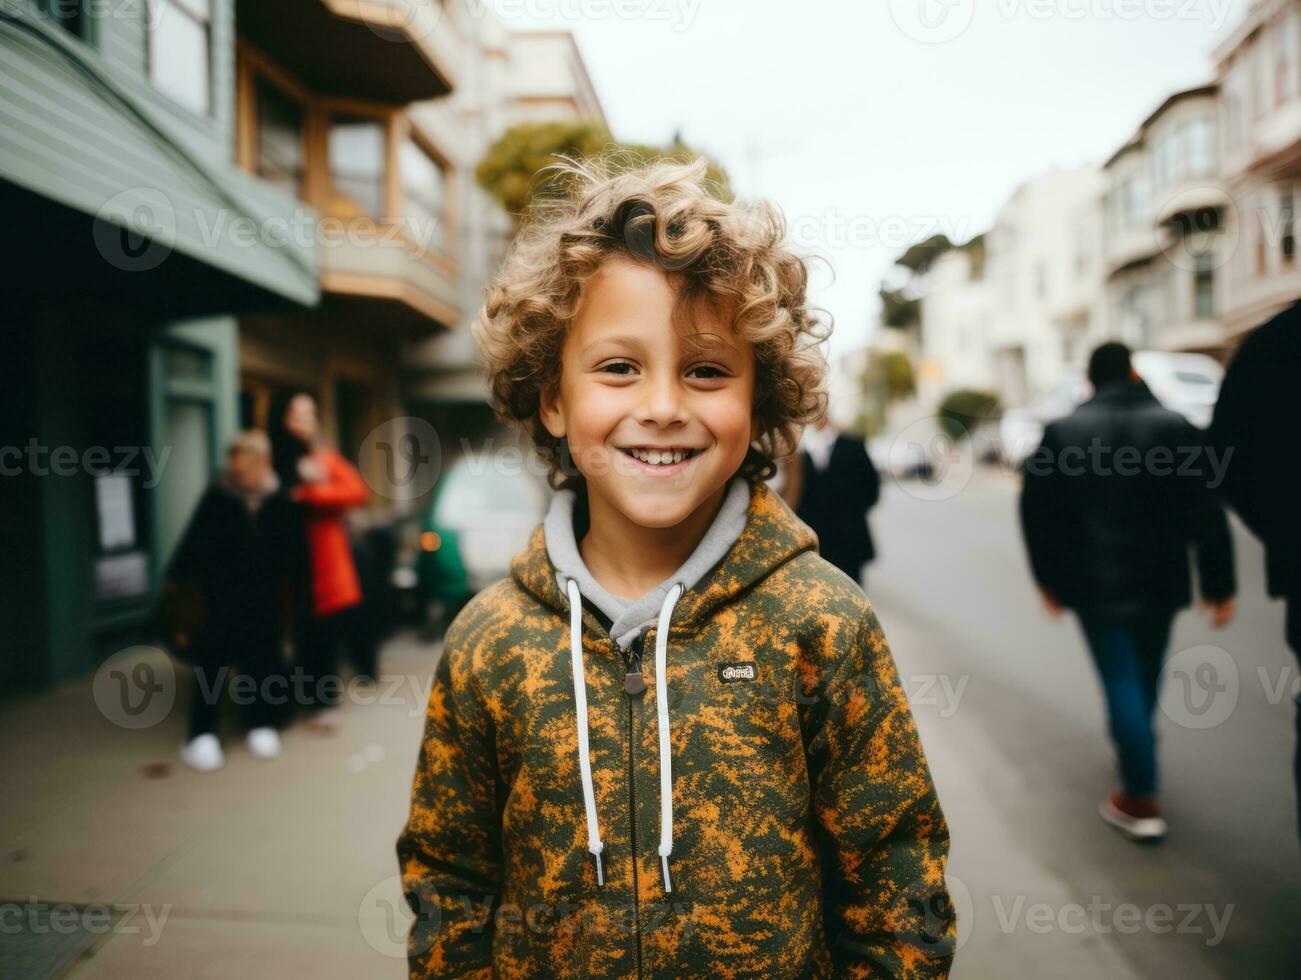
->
xmin=540 ymin=256 xmax=758 ymax=531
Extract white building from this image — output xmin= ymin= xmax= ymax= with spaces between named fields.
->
xmin=402 ymin=13 xmax=609 ymax=415
xmin=1101 ymin=84 xmax=1229 ymax=356
xmin=919 ymin=168 xmax=1105 ymax=408
xmin=1214 ymin=0 xmax=1301 ymax=339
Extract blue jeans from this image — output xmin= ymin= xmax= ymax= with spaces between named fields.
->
xmin=1077 ymin=611 xmax=1175 ymax=799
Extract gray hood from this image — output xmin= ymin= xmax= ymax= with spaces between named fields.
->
xmin=544 ymin=476 xmax=752 ymax=650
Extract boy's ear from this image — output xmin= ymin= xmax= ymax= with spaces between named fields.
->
xmin=539 ymin=383 xmax=565 ymax=439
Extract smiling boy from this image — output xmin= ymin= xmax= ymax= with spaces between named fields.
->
xmin=397 ymin=157 xmax=955 ymax=978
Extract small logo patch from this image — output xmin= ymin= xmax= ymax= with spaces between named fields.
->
xmin=718 ymin=661 xmax=757 ymax=683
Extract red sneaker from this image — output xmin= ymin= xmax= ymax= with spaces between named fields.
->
xmin=1099 ymin=793 xmax=1168 ymax=842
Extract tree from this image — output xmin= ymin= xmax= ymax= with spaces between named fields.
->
xmin=475 ymin=121 xmax=732 ymax=221
xmin=878 ymin=284 xmax=921 ymax=329
xmin=896 ymin=234 xmax=955 ymax=275
xmin=855 ymin=349 xmax=917 ymax=437
xmin=937 ymin=389 xmax=1002 ymax=443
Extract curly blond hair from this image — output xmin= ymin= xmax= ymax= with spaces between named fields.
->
xmin=473 ymin=153 xmax=830 ymax=490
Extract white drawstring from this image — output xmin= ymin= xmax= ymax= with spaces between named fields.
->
xmin=567 ymin=579 xmax=605 ymax=885
xmin=566 ymin=577 xmax=686 ymax=894
xmin=655 ymin=582 xmax=685 ymax=893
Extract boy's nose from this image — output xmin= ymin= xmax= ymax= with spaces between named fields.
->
xmin=636 ymin=374 xmax=690 ymax=426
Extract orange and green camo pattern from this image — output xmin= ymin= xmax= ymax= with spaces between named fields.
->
xmin=397 ymin=479 xmax=956 ymax=978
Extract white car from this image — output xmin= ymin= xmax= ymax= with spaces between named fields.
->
xmin=1131 ymin=350 xmax=1223 ymax=429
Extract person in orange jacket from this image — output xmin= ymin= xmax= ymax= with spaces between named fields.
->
xmin=280 ymin=392 xmax=375 ymax=733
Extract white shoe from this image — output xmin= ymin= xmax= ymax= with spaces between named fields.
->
xmin=181 ymin=733 xmax=224 ymax=773
xmin=1099 ymin=795 xmax=1168 ymax=842
xmin=246 ymin=727 xmax=282 ymax=759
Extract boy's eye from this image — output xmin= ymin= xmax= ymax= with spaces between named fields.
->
xmin=600 ymin=361 xmax=637 ymax=375
xmin=688 ymin=364 xmax=728 ymax=380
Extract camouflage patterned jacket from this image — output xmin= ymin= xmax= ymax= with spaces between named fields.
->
xmin=397 ymin=478 xmax=955 ymax=978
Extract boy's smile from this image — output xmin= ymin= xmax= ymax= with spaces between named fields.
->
xmin=540 ymin=255 xmax=758 ymax=581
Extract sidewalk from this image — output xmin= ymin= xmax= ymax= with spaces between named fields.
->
xmin=0 ymin=632 xmax=441 ymax=979
xmin=1 ymin=611 xmax=1206 ymax=979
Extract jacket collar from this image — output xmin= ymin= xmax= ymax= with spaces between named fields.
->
xmin=511 ymin=477 xmax=818 ymax=633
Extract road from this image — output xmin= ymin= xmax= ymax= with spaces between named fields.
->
xmin=866 ymin=466 xmax=1301 ymax=978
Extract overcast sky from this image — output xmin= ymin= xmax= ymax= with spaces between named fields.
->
xmin=489 ymin=0 xmax=1248 ymax=358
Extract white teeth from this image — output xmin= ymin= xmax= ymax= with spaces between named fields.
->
xmin=628 ymin=448 xmax=695 ymax=465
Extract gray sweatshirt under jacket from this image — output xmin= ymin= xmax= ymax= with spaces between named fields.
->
xmin=544 ymin=475 xmax=752 ymax=651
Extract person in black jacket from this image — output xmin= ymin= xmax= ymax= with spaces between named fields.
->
xmin=1207 ymin=303 xmax=1300 ymax=837
xmin=166 ymin=431 xmax=307 ymax=772
xmin=790 ymin=416 xmax=881 ymax=586
xmin=1020 ymin=342 xmax=1236 ymax=842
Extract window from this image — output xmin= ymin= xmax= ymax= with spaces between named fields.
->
xmin=1276 ymin=19 xmax=1294 ymax=107
xmin=329 ymin=115 xmax=387 ymax=217
xmin=1122 ymin=174 xmax=1147 ymax=228
xmin=1153 ymin=136 xmax=1172 ymax=190
xmin=35 ymin=0 xmax=85 ymax=37
xmin=1194 ymin=253 xmax=1215 ymax=319
xmin=255 ymin=80 xmax=306 ymax=199
xmin=399 ymin=138 xmax=448 ymax=253
xmin=1255 ymin=207 xmax=1269 ymax=277
xmin=147 ymin=0 xmax=211 ymax=116
xmin=1282 ymin=189 xmax=1297 ymax=266
xmin=1185 ymin=117 xmax=1216 ymax=179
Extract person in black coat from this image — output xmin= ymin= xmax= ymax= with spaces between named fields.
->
xmin=1020 ymin=342 xmax=1236 ymax=841
xmin=791 ymin=416 xmax=881 ymax=586
xmin=1207 ymin=303 xmax=1301 ymax=836
xmin=166 ymin=431 xmax=307 ymax=772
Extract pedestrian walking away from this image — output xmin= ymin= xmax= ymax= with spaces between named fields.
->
xmin=1019 ymin=341 xmax=1237 ymax=842
xmin=1207 ymin=302 xmax=1301 ymax=839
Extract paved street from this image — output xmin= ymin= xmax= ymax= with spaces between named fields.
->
xmin=868 ymin=466 xmax=1301 ymax=978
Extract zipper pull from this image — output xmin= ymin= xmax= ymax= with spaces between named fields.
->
xmin=624 ymin=634 xmax=647 ymax=697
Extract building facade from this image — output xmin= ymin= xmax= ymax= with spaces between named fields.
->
xmin=1101 ymin=85 xmax=1229 ymax=356
xmin=230 ymin=0 xmax=463 ymax=503
xmin=1 ymin=0 xmax=318 ymax=690
xmin=919 ymin=168 xmax=1105 ymax=408
xmin=1214 ymin=0 xmax=1301 ymax=339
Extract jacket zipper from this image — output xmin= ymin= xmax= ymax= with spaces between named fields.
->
xmin=623 ymin=632 xmax=646 ymax=979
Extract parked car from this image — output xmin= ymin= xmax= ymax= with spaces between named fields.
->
xmin=1132 ymin=350 xmax=1223 ymax=429
xmin=393 ymin=456 xmax=550 ymax=632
